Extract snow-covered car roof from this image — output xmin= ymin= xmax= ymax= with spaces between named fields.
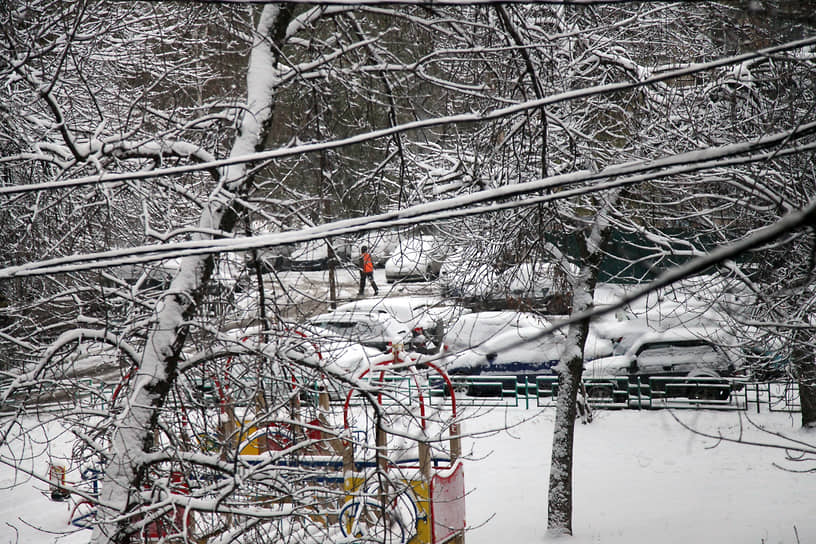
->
xmin=496 ymin=261 xmax=580 ymax=295
xmin=290 ymin=324 xmax=382 ymax=374
xmin=309 ymin=309 xmax=406 ymax=327
xmin=446 ymin=325 xmax=564 ymax=369
xmin=442 ymin=311 xmax=552 ymax=352
xmin=306 ymin=310 xmax=414 ymax=351
xmin=439 ymin=262 xmax=499 ymax=299
xmin=442 ymin=317 xmax=612 ymax=374
xmin=621 ymin=326 xmax=735 ymax=353
xmin=384 ymin=236 xmax=446 ymax=279
xmin=584 ymin=325 xmax=738 ymax=378
xmin=216 ymin=323 xmax=380 ymax=374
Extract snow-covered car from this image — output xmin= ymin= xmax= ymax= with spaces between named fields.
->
xmin=180 ymin=325 xmax=381 ymax=408
xmin=495 ymin=261 xmax=579 ymax=299
xmin=334 ymin=296 xmax=468 ymax=349
xmin=247 ymin=245 xmax=295 ymax=274
xmin=583 ymin=327 xmax=740 ymax=399
xmin=284 ymin=324 xmax=384 ymax=401
xmin=250 ymin=240 xmax=334 ymax=272
xmin=588 ymin=315 xmax=656 ymax=356
xmin=438 ymin=312 xmax=614 ymax=396
xmin=443 ymin=325 xmax=565 ymax=395
xmin=437 ymin=311 xmax=552 ymax=396
xmin=440 ymin=311 xmax=550 ymax=354
xmin=285 ymin=324 xmax=382 ymax=376
xmin=288 ymin=240 xmax=331 ymax=271
xmin=113 ymin=261 xmax=176 ymax=291
xmin=439 ymin=258 xmax=579 ymax=311
xmin=306 ymin=310 xmax=415 ymax=352
xmin=438 ymin=261 xmax=499 ymax=301
xmin=385 ymin=236 xmax=445 ymax=282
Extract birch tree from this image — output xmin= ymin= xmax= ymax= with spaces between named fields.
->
xmin=86 ymin=5 xmax=299 ymax=543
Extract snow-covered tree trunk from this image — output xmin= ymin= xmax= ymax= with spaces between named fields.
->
xmin=791 ymin=327 xmax=816 ymax=428
xmin=90 ymin=6 xmax=293 ymax=543
xmin=547 ymin=195 xmax=617 ymax=535
xmin=546 ymin=305 xmax=589 ymax=536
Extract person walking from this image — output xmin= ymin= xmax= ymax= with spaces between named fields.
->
xmin=358 ymin=245 xmax=378 ymax=296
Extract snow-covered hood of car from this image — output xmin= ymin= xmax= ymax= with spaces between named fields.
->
xmin=584 ymin=354 xmax=631 ymax=375
xmin=443 ymin=347 xmax=488 ymax=370
xmin=385 ymin=252 xmax=430 ymax=274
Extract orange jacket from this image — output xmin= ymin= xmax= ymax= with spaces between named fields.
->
xmin=362 ymin=252 xmax=374 ymax=273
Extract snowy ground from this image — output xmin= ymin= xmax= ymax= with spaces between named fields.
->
xmin=464 ymin=407 xmax=815 ymax=544
xmin=2 ymin=406 xmax=814 ymax=544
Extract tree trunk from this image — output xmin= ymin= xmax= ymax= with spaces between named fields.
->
xmin=547 ymin=194 xmax=617 ymax=535
xmin=800 ymin=373 xmax=816 ymax=428
xmin=546 ymin=330 xmax=586 ymax=535
xmin=791 ymin=329 xmax=816 ymax=428
xmin=90 ymin=6 xmax=294 ymax=543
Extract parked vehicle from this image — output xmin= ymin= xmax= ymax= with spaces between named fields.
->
xmin=589 ymin=316 xmax=655 ymax=356
xmin=283 ymin=324 xmax=383 ymax=401
xmin=285 ymin=324 xmax=382 ymax=376
xmin=437 ymin=246 xmax=496 ymax=298
xmin=113 ymin=261 xmax=175 ymax=291
xmin=495 ymin=261 xmax=579 ymax=299
xmin=287 ymin=240 xmax=331 ymax=271
xmin=247 ymin=244 xmax=296 ymax=273
xmin=249 ymin=240 xmax=340 ymax=272
xmin=440 ymin=311 xmax=551 ymax=354
xmin=306 ymin=310 xmax=416 ymax=353
xmin=439 ymin=261 xmax=499 ymax=301
xmin=583 ymin=327 xmax=739 ymax=400
xmin=444 ymin=325 xmax=564 ymax=395
xmin=439 ymin=311 xmax=615 ymax=396
xmin=438 ymin=311 xmax=550 ymax=396
xmin=182 ymin=325 xmax=381 ymax=408
xmin=439 ymin=258 xmax=579 ymax=312
xmin=334 ymin=295 xmax=468 ymax=349
xmin=385 ymin=236 xmax=445 ymax=282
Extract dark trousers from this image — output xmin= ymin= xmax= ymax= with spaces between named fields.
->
xmin=359 ymin=271 xmax=378 ymax=294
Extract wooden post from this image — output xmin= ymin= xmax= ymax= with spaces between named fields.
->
xmin=449 ymin=422 xmax=461 ymax=464
xmin=342 ymin=439 xmax=354 ymax=474
xmin=319 ymin=389 xmax=330 ymax=412
xmin=219 ymin=405 xmax=237 ymax=459
xmin=376 ymin=425 xmax=388 ymax=472
xmin=376 ymin=423 xmax=389 ymax=513
xmin=418 ymin=441 xmax=432 ymax=482
xmin=448 ymin=422 xmax=466 ymax=543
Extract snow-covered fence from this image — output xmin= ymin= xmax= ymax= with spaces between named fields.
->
xmin=423 ymin=375 xmax=803 ymax=412
xmin=740 ymin=381 xmax=801 ymax=413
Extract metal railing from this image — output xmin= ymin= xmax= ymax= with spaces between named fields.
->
xmin=424 ymin=375 xmax=803 ymax=412
xmin=9 ymin=375 xmax=801 ymax=414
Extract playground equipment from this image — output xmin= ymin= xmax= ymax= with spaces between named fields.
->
xmin=338 ymin=348 xmax=466 ymax=544
xmin=233 ymin=345 xmax=467 ymax=544
xmin=61 ymin=330 xmax=465 ymax=544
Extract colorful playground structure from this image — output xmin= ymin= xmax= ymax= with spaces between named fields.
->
xmin=337 ymin=350 xmax=466 ymax=544
xmin=62 ymin=342 xmax=465 ymax=544
xmin=234 ymin=348 xmax=466 ymax=544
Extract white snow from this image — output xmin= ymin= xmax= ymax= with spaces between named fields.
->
xmin=3 ymin=406 xmax=814 ymax=543
xmin=463 ymin=407 xmax=815 ymax=544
